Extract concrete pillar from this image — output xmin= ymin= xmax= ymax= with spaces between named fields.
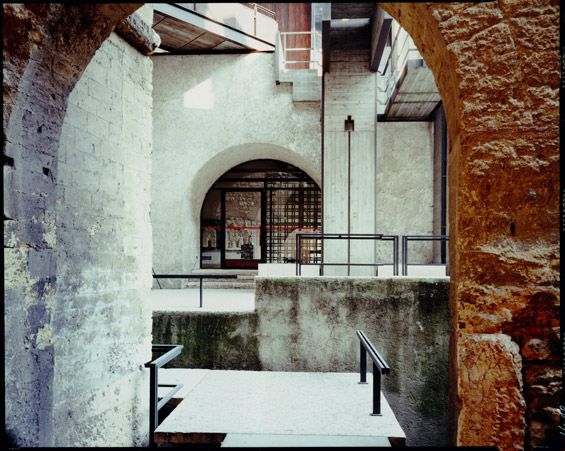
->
xmin=323 ymin=28 xmax=376 ymax=276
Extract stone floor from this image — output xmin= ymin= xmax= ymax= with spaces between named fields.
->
xmin=155 ymin=369 xmax=405 ymax=447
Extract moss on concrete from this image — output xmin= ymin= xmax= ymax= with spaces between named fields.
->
xmin=152 ymin=312 xmax=261 ymax=370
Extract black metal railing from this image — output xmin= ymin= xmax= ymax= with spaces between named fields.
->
xmin=295 ymin=234 xmax=399 ymax=276
xmin=145 ymin=344 xmax=184 ymax=446
xmin=152 ymin=274 xmax=238 ymax=308
xmin=356 ymin=330 xmax=390 ymax=416
xmin=401 ymin=235 xmax=449 ymax=276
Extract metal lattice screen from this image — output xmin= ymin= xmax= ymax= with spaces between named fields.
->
xmin=266 ymin=178 xmax=321 ymax=263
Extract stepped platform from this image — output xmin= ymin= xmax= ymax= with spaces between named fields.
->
xmin=151 ymin=288 xmax=255 ymax=312
xmin=155 ymin=369 xmax=405 ymax=447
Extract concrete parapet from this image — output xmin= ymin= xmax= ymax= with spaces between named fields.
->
xmin=152 ymin=276 xmax=450 ymax=445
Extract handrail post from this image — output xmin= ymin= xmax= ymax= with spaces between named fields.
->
xmin=359 ymin=342 xmax=367 ymax=384
xmin=371 ymin=362 xmax=382 ymax=416
xmin=295 ymin=234 xmax=299 ymax=276
xmin=253 ymin=3 xmax=257 ymax=36
xmin=199 ymin=277 xmax=203 ymax=308
xmin=149 ymin=364 xmax=158 ymax=446
xmin=402 ymin=236 xmax=407 ymax=276
xmin=298 ymin=235 xmax=302 ymax=276
xmin=392 ymin=235 xmax=398 ymax=276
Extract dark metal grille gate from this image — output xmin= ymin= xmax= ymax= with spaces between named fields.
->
xmin=201 ymin=160 xmax=321 ymax=269
xmin=265 ymin=177 xmax=321 ymax=263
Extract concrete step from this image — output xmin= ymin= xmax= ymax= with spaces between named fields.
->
xmin=155 ymin=369 xmax=405 ymax=446
xmin=184 ymin=269 xmax=257 ymax=289
xmin=185 ymin=281 xmax=255 ymax=289
xmin=221 ymin=433 xmax=391 ymax=447
xmin=150 ymin=288 xmax=255 ymax=312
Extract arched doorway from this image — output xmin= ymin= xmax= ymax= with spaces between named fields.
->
xmin=200 ymin=159 xmax=321 ymax=269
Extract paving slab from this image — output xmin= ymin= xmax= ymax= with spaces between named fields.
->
xmin=154 ymin=370 xmax=405 ymax=446
xmin=221 ymin=433 xmax=391 ymax=447
xmin=158 ymin=369 xmax=211 ymax=405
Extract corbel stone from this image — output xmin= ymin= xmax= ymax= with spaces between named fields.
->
xmin=114 ymin=10 xmax=161 ymax=56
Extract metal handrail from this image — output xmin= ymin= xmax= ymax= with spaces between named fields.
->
xmin=152 ymin=274 xmax=238 ymax=308
xmin=145 ymin=344 xmax=184 ymax=446
xmin=280 ymin=31 xmax=322 ymax=70
xmin=356 ymin=330 xmax=390 ymax=416
xmin=242 ymin=2 xmax=276 ymax=21
xmin=295 ymin=233 xmax=399 ymax=276
xmin=401 ymin=235 xmax=449 ymax=276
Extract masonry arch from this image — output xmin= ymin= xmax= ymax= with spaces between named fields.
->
xmin=3 ymin=2 xmax=559 ymax=449
xmin=379 ymin=2 xmax=560 ymax=449
xmin=182 ymin=143 xmax=320 ymax=271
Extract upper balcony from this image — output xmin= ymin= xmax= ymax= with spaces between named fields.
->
xmin=373 ymin=9 xmax=441 ymax=120
xmin=152 ymin=3 xmax=277 ymax=53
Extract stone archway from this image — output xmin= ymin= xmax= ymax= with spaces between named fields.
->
xmin=182 ymin=143 xmax=321 ymax=272
xmin=3 ymin=4 xmax=143 ymax=446
xmin=3 ymin=2 xmax=559 ymax=449
xmin=379 ymin=2 xmax=560 ymax=449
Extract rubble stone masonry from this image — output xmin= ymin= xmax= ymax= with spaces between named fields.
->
xmin=380 ymin=1 xmax=560 ymax=449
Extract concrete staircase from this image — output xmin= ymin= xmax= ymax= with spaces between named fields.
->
xmin=278 ymin=68 xmax=322 ymax=102
xmin=186 ymin=269 xmax=256 ymax=289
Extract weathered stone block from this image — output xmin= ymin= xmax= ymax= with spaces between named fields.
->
xmin=457 ymin=333 xmax=526 ymax=450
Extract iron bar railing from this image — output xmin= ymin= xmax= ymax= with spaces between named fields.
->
xmin=280 ymin=31 xmax=322 ymax=70
xmin=152 ymin=274 xmax=238 ymax=308
xmin=356 ymin=330 xmax=390 ymax=416
xmin=295 ymin=233 xmax=399 ymax=276
xmin=145 ymin=344 xmax=184 ymax=446
xmin=401 ymin=235 xmax=449 ymax=276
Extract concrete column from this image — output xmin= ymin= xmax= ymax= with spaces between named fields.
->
xmin=322 ymin=31 xmax=377 ymax=276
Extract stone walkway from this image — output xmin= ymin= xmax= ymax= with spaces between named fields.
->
xmin=155 ymin=369 xmax=405 ymax=447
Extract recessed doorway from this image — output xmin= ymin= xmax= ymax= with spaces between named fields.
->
xmin=200 ymin=159 xmax=321 ymax=269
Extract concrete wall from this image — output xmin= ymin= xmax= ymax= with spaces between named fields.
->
xmin=432 ymin=105 xmax=448 ymax=263
xmin=376 ymin=121 xmax=435 ymax=266
xmin=52 ymin=30 xmax=153 ymax=446
xmin=151 ymin=53 xmax=321 ymax=279
xmin=152 ymin=277 xmax=450 ymax=446
xmin=323 ymin=29 xmax=377 ymax=276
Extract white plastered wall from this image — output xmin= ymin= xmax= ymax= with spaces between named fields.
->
xmin=151 ymin=53 xmax=321 ymax=276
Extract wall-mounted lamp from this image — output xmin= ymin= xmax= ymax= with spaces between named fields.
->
xmin=345 ymin=115 xmax=354 ymax=132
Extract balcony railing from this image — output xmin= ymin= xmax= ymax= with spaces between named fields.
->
xmin=294 ymin=233 xmax=449 ymax=277
xmin=376 ymin=22 xmax=423 ymax=113
xmin=279 ymin=31 xmax=323 ymax=71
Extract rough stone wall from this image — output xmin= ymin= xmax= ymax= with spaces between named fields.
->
xmin=375 ymin=122 xmax=435 ymax=266
xmin=150 ymin=53 xmax=321 ymax=278
xmin=52 ymin=31 xmax=153 ymax=446
xmin=3 ymin=4 xmax=153 ymax=447
xmin=379 ymin=1 xmax=561 ymax=449
xmin=152 ymin=277 xmax=450 ymax=446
